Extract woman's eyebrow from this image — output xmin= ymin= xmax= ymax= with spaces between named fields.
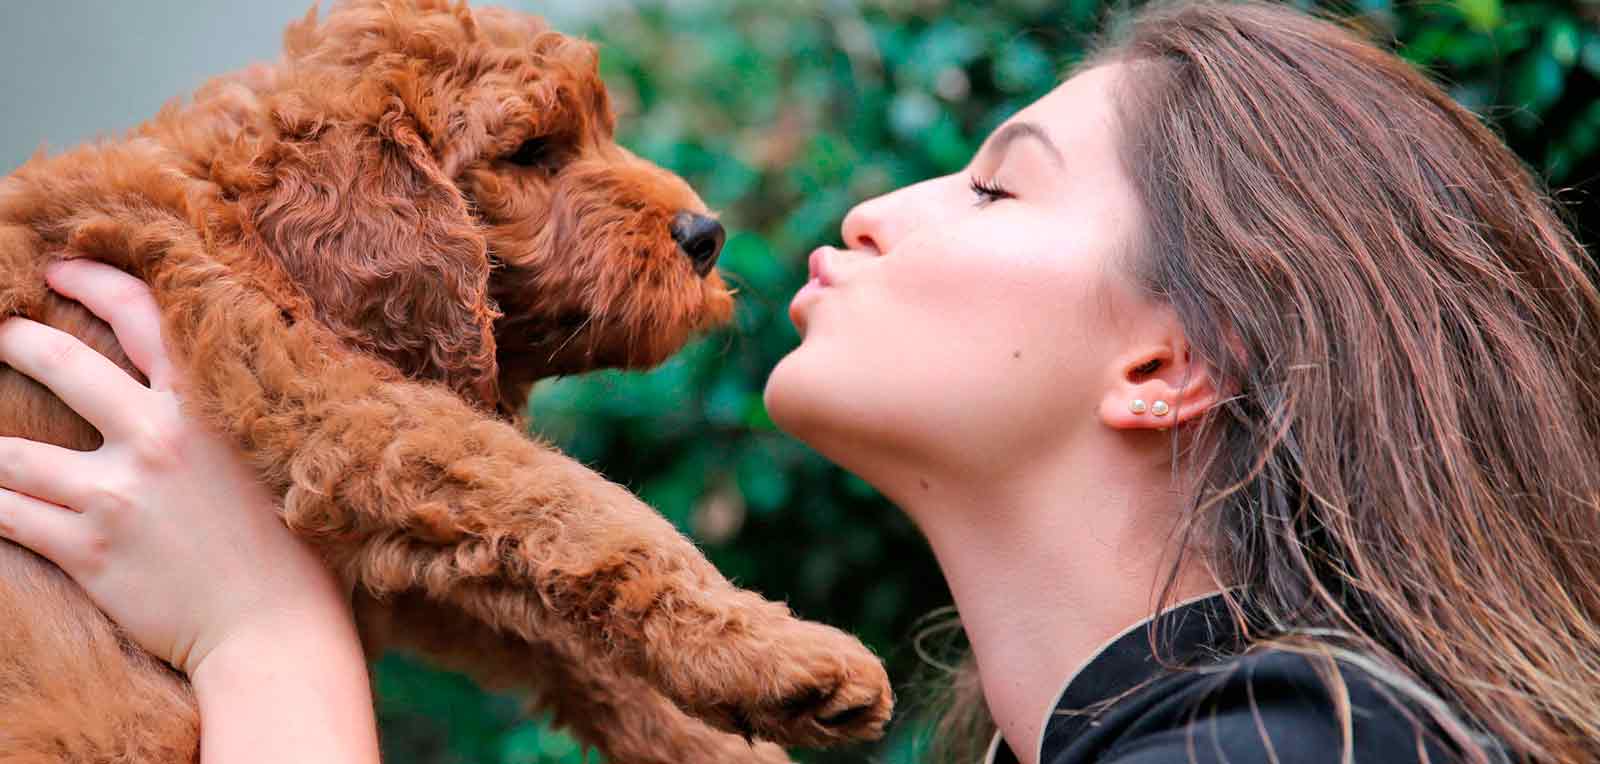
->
xmin=983 ymin=121 xmax=1065 ymax=167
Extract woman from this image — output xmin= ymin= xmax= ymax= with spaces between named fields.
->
xmin=1 ymin=2 xmax=1596 ymax=762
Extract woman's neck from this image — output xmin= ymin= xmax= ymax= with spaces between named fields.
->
xmin=880 ymin=441 xmax=1214 ymax=764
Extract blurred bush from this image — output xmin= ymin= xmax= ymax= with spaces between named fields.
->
xmin=374 ymin=1 xmax=1600 ymax=762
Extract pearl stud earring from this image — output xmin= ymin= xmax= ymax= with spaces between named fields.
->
xmin=1130 ymin=399 xmax=1148 ymax=414
xmin=1151 ymin=400 xmax=1171 ymax=417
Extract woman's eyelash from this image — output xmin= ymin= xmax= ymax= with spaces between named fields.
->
xmin=969 ymin=176 xmax=1014 ymax=206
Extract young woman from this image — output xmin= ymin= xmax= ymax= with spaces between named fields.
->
xmin=2 ymin=2 xmax=1597 ymax=763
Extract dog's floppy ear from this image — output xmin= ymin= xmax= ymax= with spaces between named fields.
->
xmin=245 ymin=87 xmax=501 ymax=405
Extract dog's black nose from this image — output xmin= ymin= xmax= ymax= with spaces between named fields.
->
xmin=672 ymin=212 xmax=725 ymax=277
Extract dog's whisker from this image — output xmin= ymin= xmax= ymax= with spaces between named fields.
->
xmin=547 ymin=312 xmax=596 ymax=365
xmin=715 ymin=271 xmax=774 ymax=313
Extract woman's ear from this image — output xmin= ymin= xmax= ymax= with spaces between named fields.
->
xmin=1098 ymin=339 xmax=1219 ymax=431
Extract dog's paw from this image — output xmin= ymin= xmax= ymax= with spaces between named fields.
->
xmin=680 ymin=619 xmax=894 ymax=748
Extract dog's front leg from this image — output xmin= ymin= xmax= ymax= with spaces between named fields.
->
xmin=281 ymin=378 xmax=894 ymax=749
xmin=354 ymin=590 xmax=794 ymax=764
xmin=137 ymin=243 xmax=893 ymax=749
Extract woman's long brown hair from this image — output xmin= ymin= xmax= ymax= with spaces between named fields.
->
xmin=927 ymin=2 xmax=1600 ymax=762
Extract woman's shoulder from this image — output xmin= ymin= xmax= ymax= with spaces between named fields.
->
xmin=1049 ymin=646 xmax=1485 ymax=764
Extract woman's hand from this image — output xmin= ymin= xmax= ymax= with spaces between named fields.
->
xmin=0 ymin=260 xmax=379 ymax=763
xmin=0 ymin=260 xmax=344 ymax=675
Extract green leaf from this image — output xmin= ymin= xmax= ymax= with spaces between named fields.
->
xmin=922 ymin=112 xmax=974 ymax=172
xmin=1399 ymin=26 xmax=1453 ymax=66
xmin=993 ymin=38 xmax=1055 ymax=94
xmin=1512 ymin=52 xmax=1566 ymax=113
xmin=640 ymin=448 xmax=713 ymax=531
xmin=843 ymin=472 xmax=880 ymax=500
xmin=889 ymin=88 xmax=941 ymax=137
xmin=1582 ymin=32 xmax=1600 ymax=77
xmin=1548 ymin=19 xmax=1581 ymax=67
xmin=498 ymin=725 xmax=544 ymax=764
xmin=1454 ymin=0 xmax=1502 ymax=31
xmin=736 ymin=442 xmax=793 ymax=515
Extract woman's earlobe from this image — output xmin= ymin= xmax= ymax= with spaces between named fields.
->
xmin=1100 ymin=345 xmax=1220 ymax=431
xmin=1101 ymin=388 xmax=1209 ymax=431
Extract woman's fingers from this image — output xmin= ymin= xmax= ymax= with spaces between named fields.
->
xmin=0 ymin=487 xmax=92 ymax=571
xmin=0 ymin=317 xmax=154 ymax=440
xmin=45 ymin=260 xmax=174 ymax=390
xmin=0 ymin=436 xmax=98 ymax=510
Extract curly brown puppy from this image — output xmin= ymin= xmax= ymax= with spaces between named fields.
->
xmin=0 ymin=2 xmax=891 ymax=762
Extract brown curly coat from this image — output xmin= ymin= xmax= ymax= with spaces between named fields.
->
xmin=0 ymin=2 xmax=892 ymax=762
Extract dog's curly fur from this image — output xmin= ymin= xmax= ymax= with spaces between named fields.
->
xmin=0 ymin=2 xmax=892 ymax=762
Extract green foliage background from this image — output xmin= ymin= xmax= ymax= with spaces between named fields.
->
xmin=375 ymin=1 xmax=1600 ymax=762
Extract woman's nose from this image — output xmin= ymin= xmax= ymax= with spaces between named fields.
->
xmin=842 ymin=177 xmax=944 ymax=255
xmin=841 ymin=197 xmax=888 ymax=255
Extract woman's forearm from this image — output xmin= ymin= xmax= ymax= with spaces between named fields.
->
xmin=189 ymin=601 xmax=380 ymax=764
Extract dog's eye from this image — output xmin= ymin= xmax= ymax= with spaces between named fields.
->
xmin=505 ymin=138 xmax=554 ymax=169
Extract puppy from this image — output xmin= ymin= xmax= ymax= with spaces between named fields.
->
xmin=0 ymin=2 xmax=891 ymax=762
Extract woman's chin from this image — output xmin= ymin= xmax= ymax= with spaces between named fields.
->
xmin=763 ymin=348 xmax=821 ymax=438
xmin=764 ymin=343 xmax=864 ymax=446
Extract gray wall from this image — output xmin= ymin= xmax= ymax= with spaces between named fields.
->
xmin=0 ymin=1 xmax=602 ymax=173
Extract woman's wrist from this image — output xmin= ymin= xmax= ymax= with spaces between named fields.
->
xmin=189 ymin=600 xmax=380 ymax=764
xmin=187 ymin=597 xmax=361 ymax=690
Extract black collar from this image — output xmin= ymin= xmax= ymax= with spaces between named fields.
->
xmin=988 ymin=592 xmax=1248 ymax=764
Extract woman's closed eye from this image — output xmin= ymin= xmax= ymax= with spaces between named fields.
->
xmin=969 ymin=176 xmax=1014 ymax=207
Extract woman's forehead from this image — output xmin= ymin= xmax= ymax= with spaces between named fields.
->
xmin=981 ymin=64 xmax=1136 ymax=213
xmin=1001 ymin=64 xmax=1125 ymax=157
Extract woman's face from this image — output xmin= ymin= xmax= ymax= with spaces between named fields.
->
xmin=765 ymin=64 xmax=1157 ymax=480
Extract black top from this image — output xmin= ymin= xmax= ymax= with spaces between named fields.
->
xmin=984 ymin=593 xmax=1480 ymax=764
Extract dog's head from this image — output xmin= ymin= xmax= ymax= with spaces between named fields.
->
xmin=230 ymin=0 xmax=733 ymax=410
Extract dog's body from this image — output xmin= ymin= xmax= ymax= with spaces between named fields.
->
xmin=0 ymin=3 xmax=891 ymax=762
